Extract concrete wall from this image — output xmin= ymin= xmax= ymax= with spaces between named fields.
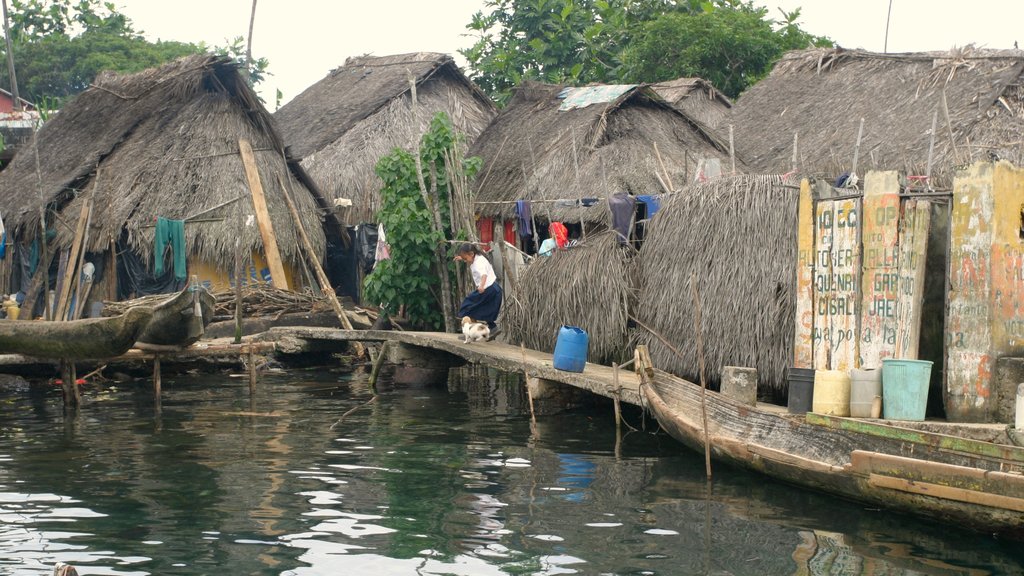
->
xmin=794 ymin=171 xmax=929 ymax=374
xmin=946 ymin=161 xmax=1024 ymax=422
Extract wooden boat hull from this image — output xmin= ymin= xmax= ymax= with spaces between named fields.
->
xmin=135 ymin=285 xmax=215 ymax=347
xmin=0 ymin=306 xmax=154 ymax=359
xmin=642 ymin=369 xmax=1024 ymax=539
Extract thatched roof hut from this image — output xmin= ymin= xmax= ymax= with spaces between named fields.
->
xmin=502 ymin=231 xmax=634 ymax=364
xmin=730 ymin=46 xmax=1024 ymax=186
xmin=633 ymin=175 xmax=798 ymax=399
xmin=0 ymin=54 xmax=329 ymax=295
xmin=471 ymin=82 xmax=735 ymax=224
xmin=651 ymin=77 xmax=732 ymax=128
xmin=273 ymin=52 xmax=497 ymax=223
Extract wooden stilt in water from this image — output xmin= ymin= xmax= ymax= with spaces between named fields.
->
xmin=521 ymin=344 xmax=537 ymax=436
xmin=367 ymin=341 xmax=390 ymax=394
xmin=248 ymin=344 xmax=257 ymax=396
xmin=153 ymin=356 xmax=162 ymax=410
xmin=60 ymin=360 xmax=79 ymax=414
xmin=611 ymin=362 xmax=622 ymax=431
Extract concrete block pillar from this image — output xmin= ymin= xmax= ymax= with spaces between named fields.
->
xmin=720 ymin=366 xmax=758 ymax=406
xmin=947 ymin=161 xmax=1024 ymax=422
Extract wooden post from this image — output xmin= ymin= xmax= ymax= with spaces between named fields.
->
xmin=56 ymin=175 xmax=94 ymax=320
xmin=611 ymin=362 xmax=622 ymax=432
xmin=653 ymin=142 xmax=675 ymax=192
xmin=107 ymin=238 xmax=117 ymax=301
xmin=237 ymin=139 xmax=288 ymax=290
xmin=153 ymin=356 xmax=161 ymax=402
xmin=248 ymin=344 xmax=257 ymax=396
xmin=690 ymin=275 xmax=713 ymax=480
xmin=60 ymin=360 xmax=79 ymax=414
xmin=367 ymin=340 xmax=390 ymax=394
xmin=277 ymin=174 xmax=365 ymax=358
xmin=65 ymin=196 xmax=93 ymax=320
xmin=728 ymin=124 xmax=736 ymax=175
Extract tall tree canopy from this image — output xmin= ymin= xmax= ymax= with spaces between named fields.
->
xmin=462 ymin=0 xmax=830 ymax=103
xmin=0 ymin=0 xmax=268 ymax=104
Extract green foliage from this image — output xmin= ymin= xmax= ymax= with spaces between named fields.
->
xmin=201 ymin=35 xmax=270 ymax=87
xmin=621 ymin=1 xmax=830 ymax=97
xmin=462 ymin=0 xmax=678 ymax=103
xmin=0 ymin=0 xmax=269 ymax=103
xmin=364 ymin=113 xmax=482 ymax=329
xmin=462 ymin=0 xmax=830 ymax=103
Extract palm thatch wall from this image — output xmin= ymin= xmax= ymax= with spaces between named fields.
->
xmin=634 ymin=175 xmax=798 ymax=397
xmin=0 ymin=54 xmax=327 ymax=274
xmin=471 ymin=82 xmax=735 ymax=225
xmin=502 ymin=231 xmax=635 ymax=364
xmin=273 ymin=52 xmax=497 ymax=223
xmin=651 ymin=77 xmax=732 ymax=128
xmin=731 ymin=46 xmax=1024 ymax=187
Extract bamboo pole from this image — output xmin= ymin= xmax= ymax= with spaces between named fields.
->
xmin=690 ymin=274 xmax=713 ymax=480
xmin=407 ymin=74 xmax=455 ymax=333
xmin=653 ymin=142 xmax=675 ymax=192
xmin=277 ymin=174 xmax=365 ymax=358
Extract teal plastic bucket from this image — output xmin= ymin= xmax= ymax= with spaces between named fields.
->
xmin=881 ymin=359 xmax=933 ymax=421
xmin=553 ymin=326 xmax=588 ymax=372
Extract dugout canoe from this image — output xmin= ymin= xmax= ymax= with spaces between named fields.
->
xmin=0 ymin=306 xmax=154 ymax=359
xmin=134 ymin=284 xmax=215 ymax=348
xmin=641 ymin=368 xmax=1024 ymax=540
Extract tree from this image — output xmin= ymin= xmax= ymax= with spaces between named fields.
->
xmin=462 ymin=0 xmax=829 ymax=102
xmin=0 ymin=0 xmax=268 ymax=103
xmin=462 ymin=0 xmax=684 ymax=104
xmin=621 ymin=2 xmax=830 ymax=97
xmin=364 ymin=113 xmax=482 ymax=329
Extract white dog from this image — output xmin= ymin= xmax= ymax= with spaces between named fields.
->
xmin=461 ymin=316 xmax=490 ymax=343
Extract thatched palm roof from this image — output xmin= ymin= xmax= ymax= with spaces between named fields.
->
xmin=651 ymin=77 xmax=732 ymax=128
xmin=502 ymin=231 xmax=635 ymax=364
xmin=471 ymin=82 xmax=735 ymax=224
xmin=273 ymin=52 xmax=497 ymax=223
xmin=730 ymin=46 xmax=1024 ymax=186
xmin=634 ymin=174 xmax=798 ymax=398
xmin=0 ymin=54 xmax=327 ymax=271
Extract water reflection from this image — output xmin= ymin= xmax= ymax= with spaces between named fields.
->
xmin=0 ymin=368 xmax=1020 ymax=575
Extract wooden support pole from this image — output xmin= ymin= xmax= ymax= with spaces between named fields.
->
xmin=248 ymin=344 xmax=257 ymax=396
xmin=57 ymin=196 xmax=91 ymax=320
xmin=238 ymin=138 xmax=288 ymax=290
xmin=653 ymin=141 xmax=674 ymax=192
xmin=60 ymin=360 xmax=79 ymax=414
xmin=277 ymin=173 xmax=365 ymax=359
xmin=612 ymin=362 xmax=622 ymax=432
xmin=690 ymin=275 xmax=713 ymax=480
xmin=153 ymin=356 xmax=162 ymax=403
xmin=368 ymin=340 xmax=390 ymax=394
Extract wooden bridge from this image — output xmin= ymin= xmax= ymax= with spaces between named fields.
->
xmin=261 ymin=327 xmax=644 ymax=406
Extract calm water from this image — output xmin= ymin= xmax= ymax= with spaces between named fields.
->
xmin=0 ymin=365 xmax=1021 ymax=576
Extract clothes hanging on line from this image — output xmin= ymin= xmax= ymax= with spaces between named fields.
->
xmin=154 ymin=217 xmax=187 ymax=280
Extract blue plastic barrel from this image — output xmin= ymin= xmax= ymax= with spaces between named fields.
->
xmin=553 ymin=326 xmax=589 ymax=372
xmin=882 ymin=359 xmax=933 ymax=421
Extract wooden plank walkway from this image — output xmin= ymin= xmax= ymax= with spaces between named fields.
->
xmin=261 ymin=327 xmax=644 ymax=406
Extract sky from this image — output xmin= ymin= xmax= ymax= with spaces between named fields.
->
xmin=114 ymin=0 xmax=1024 ymax=108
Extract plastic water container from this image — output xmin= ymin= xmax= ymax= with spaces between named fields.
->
xmin=812 ymin=369 xmax=851 ymax=416
xmin=882 ymin=359 xmax=933 ymax=421
xmin=849 ymin=368 xmax=882 ymax=417
xmin=552 ymin=326 xmax=588 ymax=372
xmin=786 ymin=367 xmax=815 ymax=414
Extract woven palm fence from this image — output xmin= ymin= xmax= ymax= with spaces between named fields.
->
xmin=634 ymin=174 xmax=798 ymax=397
xmin=501 ymin=230 xmax=636 ymax=364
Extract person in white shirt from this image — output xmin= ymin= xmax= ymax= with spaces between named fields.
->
xmin=453 ymin=243 xmax=503 ymax=336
